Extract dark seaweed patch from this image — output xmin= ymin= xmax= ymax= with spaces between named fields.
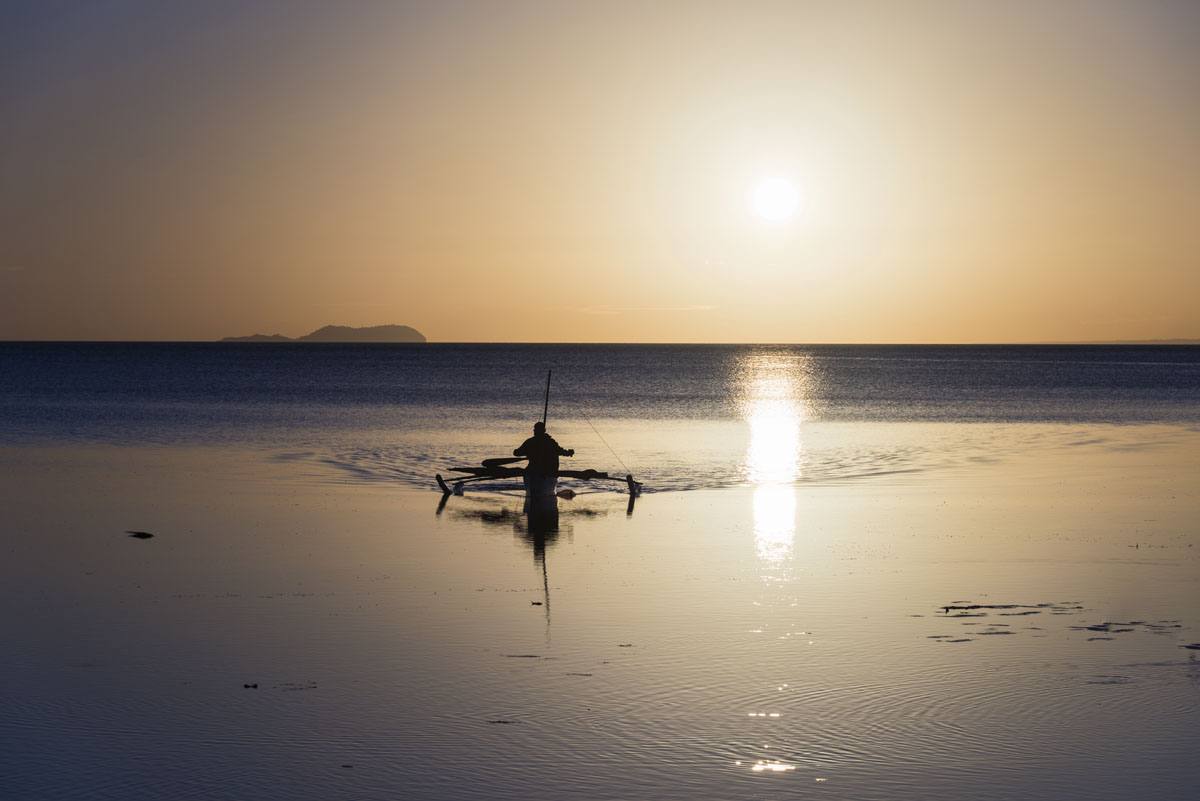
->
xmin=1086 ymin=676 xmax=1133 ymax=685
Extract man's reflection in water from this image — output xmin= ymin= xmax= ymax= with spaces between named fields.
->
xmin=522 ymin=495 xmax=560 ymax=563
xmin=517 ymin=496 xmax=559 ymax=633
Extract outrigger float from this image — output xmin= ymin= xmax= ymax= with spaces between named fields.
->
xmin=435 ymin=370 xmax=643 ymax=499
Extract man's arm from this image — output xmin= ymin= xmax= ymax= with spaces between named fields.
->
xmin=514 ymin=438 xmax=530 ymax=457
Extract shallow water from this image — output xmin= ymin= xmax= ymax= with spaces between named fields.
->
xmin=1 ymin=431 xmax=1198 ymax=800
xmin=2 ymin=345 xmax=1198 ymax=799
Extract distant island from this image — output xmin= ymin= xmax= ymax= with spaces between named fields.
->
xmin=222 ymin=324 xmax=426 ymax=343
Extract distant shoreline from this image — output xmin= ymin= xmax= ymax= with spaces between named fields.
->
xmin=220 ymin=324 xmax=425 ymax=343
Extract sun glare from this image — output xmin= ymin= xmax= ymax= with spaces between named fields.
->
xmin=738 ymin=351 xmax=812 ymax=565
xmin=751 ymin=178 xmax=800 ymax=222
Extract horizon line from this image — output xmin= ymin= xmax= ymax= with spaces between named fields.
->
xmin=2 ymin=339 xmax=1198 ymax=346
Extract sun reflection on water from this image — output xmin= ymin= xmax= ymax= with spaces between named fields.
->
xmin=752 ymin=485 xmax=796 ymax=563
xmin=737 ymin=351 xmax=813 ymax=563
xmin=745 ymin=388 xmax=800 ymax=485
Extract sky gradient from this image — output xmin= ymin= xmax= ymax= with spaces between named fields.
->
xmin=2 ymin=0 xmax=1198 ymax=342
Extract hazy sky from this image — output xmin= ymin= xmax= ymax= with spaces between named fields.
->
xmin=2 ymin=0 xmax=1198 ymax=342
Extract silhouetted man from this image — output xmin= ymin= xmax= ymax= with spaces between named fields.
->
xmin=514 ymin=421 xmax=574 ymax=475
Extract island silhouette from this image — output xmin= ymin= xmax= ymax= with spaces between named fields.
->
xmin=222 ymin=324 xmax=426 ymax=343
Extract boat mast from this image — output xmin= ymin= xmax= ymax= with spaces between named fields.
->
xmin=542 ymin=369 xmax=552 ymax=424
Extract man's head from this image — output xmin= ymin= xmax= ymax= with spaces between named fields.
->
xmin=533 ymin=421 xmax=546 ymax=435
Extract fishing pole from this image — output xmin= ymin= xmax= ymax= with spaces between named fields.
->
xmin=554 ymin=372 xmax=635 ymax=477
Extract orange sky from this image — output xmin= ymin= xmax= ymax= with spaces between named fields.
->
xmin=2 ymin=1 xmax=1198 ymax=342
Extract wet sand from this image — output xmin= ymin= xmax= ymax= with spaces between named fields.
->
xmin=1 ymin=431 xmax=1198 ymax=800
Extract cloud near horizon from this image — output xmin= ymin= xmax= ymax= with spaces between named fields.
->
xmin=579 ymin=305 xmax=718 ymax=316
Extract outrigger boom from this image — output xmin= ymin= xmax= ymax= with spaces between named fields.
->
xmin=436 ymin=461 xmax=642 ymax=498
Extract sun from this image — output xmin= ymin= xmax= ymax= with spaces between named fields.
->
xmin=751 ymin=178 xmax=800 ymax=222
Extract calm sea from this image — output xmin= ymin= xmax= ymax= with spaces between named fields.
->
xmin=3 ymin=343 xmax=1199 ymax=801
xmin=3 ymin=343 xmax=1198 ymax=490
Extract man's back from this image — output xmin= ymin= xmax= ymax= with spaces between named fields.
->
xmin=516 ymin=433 xmax=565 ymax=474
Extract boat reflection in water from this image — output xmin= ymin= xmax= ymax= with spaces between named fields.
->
xmin=440 ymin=495 xmax=562 ymax=561
xmin=736 ymin=350 xmax=815 ymax=565
xmin=437 ymin=494 xmax=615 ymax=638
xmin=436 ymin=488 xmax=627 ymax=562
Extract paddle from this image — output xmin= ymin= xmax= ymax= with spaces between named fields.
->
xmin=482 ymin=456 xmax=526 ymax=468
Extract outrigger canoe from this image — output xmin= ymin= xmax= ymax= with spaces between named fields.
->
xmin=437 ymin=370 xmax=642 ymax=499
xmin=436 ymin=457 xmax=642 ymax=499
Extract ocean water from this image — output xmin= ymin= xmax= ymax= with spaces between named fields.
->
xmin=5 ymin=343 xmax=1198 ymax=427
xmin=3 ymin=343 xmax=1198 ymax=491
xmin=2 ymin=344 xmax=1199 ymax=800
